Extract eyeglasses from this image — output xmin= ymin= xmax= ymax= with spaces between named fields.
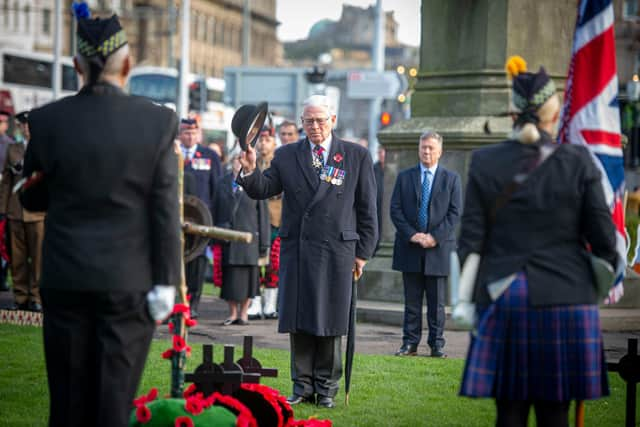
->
xmin=302 ymin=117 xmax=330 ymax=126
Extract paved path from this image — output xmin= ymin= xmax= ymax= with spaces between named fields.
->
xmin=1 ymin=292 xmax=637 ymax=361
xmin=158 ymin=295 xmax=639 ymax=362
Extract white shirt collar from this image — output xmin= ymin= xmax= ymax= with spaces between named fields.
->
xmin=182 ymin=145 xmax=197 ymax=159
xmin=420 ymin=162 xmax=438 ymax=176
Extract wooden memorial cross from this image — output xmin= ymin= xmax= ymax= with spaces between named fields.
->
xmin=221 ymin=345 xmax=260 ymax=395
xmin=185 ymin=338 xmax=278 ymax=397
xmin=185 ymin=344 xmax=242 ymax=396
xmin=607 ymin=338 xmax=640 ymax=427
xmin=236 ymin=336 xmax=278 ymax=378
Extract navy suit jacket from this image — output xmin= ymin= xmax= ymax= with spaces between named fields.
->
xmin=183 ymin=144 xmax=222 ymax=216
xmin=390 ymin=164 xmax=462 ymax=276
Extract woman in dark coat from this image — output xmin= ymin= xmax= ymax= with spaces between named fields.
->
xmin=215 ymin=154 xmax=269 ymax=325
xmin=457 ymin=57 xmax=619 ymax=426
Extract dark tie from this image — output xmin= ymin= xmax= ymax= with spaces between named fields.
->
xmin=312 ymin=145 xmax=325 ymax=175
xmin=418 ymin=169 xmax=432 ymax=231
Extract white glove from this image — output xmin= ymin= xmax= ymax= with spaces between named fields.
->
xmin=147 ymin=285 xmax=176 ymax=322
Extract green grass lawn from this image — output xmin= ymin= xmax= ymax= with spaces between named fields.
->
xmin=0 ymin=324 xmax=631 ymax=426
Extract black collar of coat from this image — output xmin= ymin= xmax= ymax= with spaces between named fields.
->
xmin=79 ymin=81 xmax=126 ymax=96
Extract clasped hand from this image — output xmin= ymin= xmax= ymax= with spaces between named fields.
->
xmin=410 ymin=232 xmax=437 ymax=248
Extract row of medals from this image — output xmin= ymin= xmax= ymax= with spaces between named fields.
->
xmin=320 ymin=165 xmax=345 ymax=186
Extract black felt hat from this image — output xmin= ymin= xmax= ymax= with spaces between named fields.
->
xmin=15 ymin=111 xmax=29 ymax=124
xmin=76 ymin=14 xmax=127 ymax=65
xmin=231 ymin=102 xmax=268 ymax=151
xmin=511 ymin=66 xmax=556 ymax=112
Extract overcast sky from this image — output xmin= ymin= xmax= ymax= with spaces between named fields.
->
xmin=275 ymin=0 xmax=421 ymax=46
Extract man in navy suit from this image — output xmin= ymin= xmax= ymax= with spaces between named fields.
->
xmin=237 ymin=95 xmax=377 ymax=409
xmin=390 ymin=131 xmax=461 ymax=358
xmin=179 ymin=118 xmax=222 ymax=318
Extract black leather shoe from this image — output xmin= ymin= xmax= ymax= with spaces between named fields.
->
xmin=395 ymin=344 xmax=418 ymax=356
xmin=286 ymin=394 xmax=314 ymax=405
xmin=248 ymin=313 xmax=263 ymax=320
xmin=28 ymin=302 xmax=43 ymax=313
xmin=316 ymin=396 xmax=335 ymax=409
xmin=430 ymin=348 xmax=447 ymax=358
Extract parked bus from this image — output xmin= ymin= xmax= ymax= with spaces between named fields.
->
xmin=0 ymin=48 xmax=79 ymax=113
xmin=128 ymin=66 xmax=235 ymax=153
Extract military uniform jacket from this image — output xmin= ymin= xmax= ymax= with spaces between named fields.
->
xmin=0 ymin=142 xmax=46 ymax=222
xmin=23 ymin=83 xmax=182 ymax=292
xmin=183 ymin=144 xmax=222 ymax=216
xmin=238 ymin=133 xmax=378 ymax=336
xmin=214 ymin=173 xmax=270 ymax=266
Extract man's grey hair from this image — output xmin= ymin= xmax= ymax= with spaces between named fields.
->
xmin=420 ymin=130 xmax=443 ymax=145
xmin=75 ymin=44 xmax=130 ymax=83
xmin=303 ymin=95 xmax=335 ymax=115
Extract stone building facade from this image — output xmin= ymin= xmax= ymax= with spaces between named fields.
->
xmin=0 ymin=0 xmax=282 ymax=78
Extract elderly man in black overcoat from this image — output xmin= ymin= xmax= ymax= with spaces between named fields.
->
xmin=237 ymin=95 xmax=378 ymax=409
xmin=22 ymin=13 xmax=181 ymax=427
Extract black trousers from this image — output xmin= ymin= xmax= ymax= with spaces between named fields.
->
xmin=290 ymin=333 xmax=342 ymax=398
xmin=185 ymin=254 xmax=208 ymax=310
xmin=496 ymin=399 xmax=570 ymax=427
xmin=41 ymin=289 xmax=155 ymax=427
xmin=401 ymin=272 xmax=446 ymax=350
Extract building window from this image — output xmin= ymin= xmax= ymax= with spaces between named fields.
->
xmin=13 ymin=1 xmax=18 ymax=30
xmin=218 ymin=21 xmax=225 ymax=47
xmin=2 ymin=0 xmax=8 ymax=26
xmin=624 ymin=0 xmax=639 ymax=18
xmin=24 ymin=5 xmax=29 ymax=31
xmin=199 ymin=15 xmax=207 ymax=41
xmin=208 ymin=17 xmax=215 ymax=44
xmin=42 ymin=8 xmax=51 ymax=34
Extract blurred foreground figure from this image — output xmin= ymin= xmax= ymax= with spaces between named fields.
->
xmin=0 ymin=111 xmax=45 ymax=312
xmin=458 ymin=56 xmax=617 ymax=427
xmin=23 ymin=9 xmax=181 ymax=427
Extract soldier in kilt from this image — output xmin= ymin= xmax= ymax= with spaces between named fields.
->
xmin=457 ymin=57 xmax=618 ymax=426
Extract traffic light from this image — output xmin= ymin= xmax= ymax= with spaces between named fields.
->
xmin=380 ymin=111 xmax=392 ymax=128
xmin=189 ymin=81 xmax=204 ymax=112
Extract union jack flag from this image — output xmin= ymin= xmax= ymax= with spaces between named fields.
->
xmin=558 ymin=0 xmax=625 ymax=303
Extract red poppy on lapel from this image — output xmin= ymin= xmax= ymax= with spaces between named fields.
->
xmin=195 ymin=151 xmax=201 ymax=158
xmin=333 ymin=153 xmax=343 ymax=163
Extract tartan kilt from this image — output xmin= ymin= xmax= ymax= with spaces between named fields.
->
xmin=459 ymin=272 xmax=609 ymax=401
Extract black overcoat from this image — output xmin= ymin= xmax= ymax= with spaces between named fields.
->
xmin=23 ymin=83 xmax=181 ymax=292
xmin=214 ymin=173 xmax=269 ymax=266
xmin=237 ymin=134 xmax=378 ymax=336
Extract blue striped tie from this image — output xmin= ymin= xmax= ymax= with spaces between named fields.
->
xmin=418 ymin=170 xmax=431 ymax=231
